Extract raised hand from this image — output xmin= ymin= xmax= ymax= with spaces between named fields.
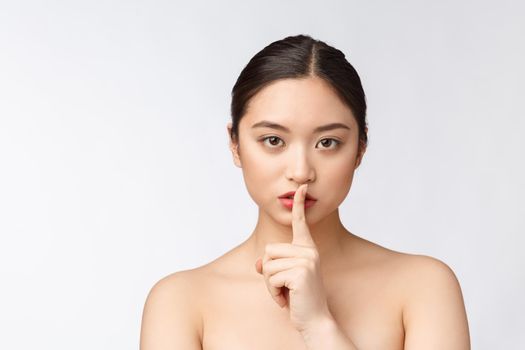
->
xmin=255 ymin=183 xmax=332 ymax=333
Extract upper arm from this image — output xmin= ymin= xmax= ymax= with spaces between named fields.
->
xmin=402 ymin=255 xmax=471 ymax=350
xmin=140 ymin=272 xmax=202 ymax=350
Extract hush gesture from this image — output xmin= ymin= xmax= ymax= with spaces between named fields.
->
xmin=254 ymin=184 xmax=332 ymax=334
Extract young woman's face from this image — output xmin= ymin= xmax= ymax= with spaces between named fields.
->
xmin=228 ymin=76 xmax=366 ymax=226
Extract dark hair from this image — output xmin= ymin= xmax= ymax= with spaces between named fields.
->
xmin=229 ymin=34 xmax=368 ymax=155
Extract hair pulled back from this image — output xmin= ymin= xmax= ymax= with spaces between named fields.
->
xmin=230 ymin=34 xmax=368 ymax=155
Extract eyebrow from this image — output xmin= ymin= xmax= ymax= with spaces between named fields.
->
xmin=251 ymin=120 xmax=350 ymax=133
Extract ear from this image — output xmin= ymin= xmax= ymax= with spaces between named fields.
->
xmin=227 ymin=122 xmax=242 ymax=168
xmin=355 ymin=126 xmax=368 ymax=169
xmin=355 ymin=144 xmax=366 ymax=169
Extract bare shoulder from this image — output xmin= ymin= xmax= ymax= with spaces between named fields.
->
xmin=395 ymin=253 xmax=467 ymax=305
xmin=140 ymin=268 xmax=204 ymax=350
xmin=349 ymin=237 xmax=470 ymax=348
xmin=396 ymin=254 xmax=471 ymax=349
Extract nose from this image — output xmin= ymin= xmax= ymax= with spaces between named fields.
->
xmin=285 ymin=146 xmax=315 ymax=184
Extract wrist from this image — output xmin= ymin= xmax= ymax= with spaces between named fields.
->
xmin=300 ymin=314 xmax=358 ymax=350
xmin=299 ymin=313 xmax=336 ymax=339
xmin=300 ymin=308 xmax=334 ymax=330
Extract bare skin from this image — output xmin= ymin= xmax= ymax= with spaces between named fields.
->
xmin=195 ymin=230 xmax=408 ymax=349
xmin=140 ymin=76 xmax=470 ymax=349
xmin=142 ymin=230 xmax=470 ymax=349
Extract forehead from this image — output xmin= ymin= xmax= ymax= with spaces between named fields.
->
xmin=242 ymin=76 xmax=356 ymax=129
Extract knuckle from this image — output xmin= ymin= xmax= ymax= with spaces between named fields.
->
xmin=268 ymin=274 xmax=276 ymax=286
xmin=262 ymin=264 xmax=270 ymax=277
xmin=306 ymin=259 xmax=316 ymax=270
xmin=299 ymin=266 xmax=309 ymax=277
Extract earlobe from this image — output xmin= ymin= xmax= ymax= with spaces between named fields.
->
xmin=355 ymin=144 xmax=366 ymax=169
xmin=230 ymin=143 xmax=242 ymax=168
xmin=227 ymin=123 xmax=242 ymax=168
xmin=355 ymin=155 xmax=361 ymax=169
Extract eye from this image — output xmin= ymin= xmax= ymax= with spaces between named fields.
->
xmin=260 ymin=136 xmax=284 ymax=148
xmin=259 ymin=136 xmax=342 ymax=150
xmin=317 ymin=138 xmax=341 ymax=150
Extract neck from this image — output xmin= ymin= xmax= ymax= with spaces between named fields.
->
xmin=245 ymin=207 xmax=349 ymax=275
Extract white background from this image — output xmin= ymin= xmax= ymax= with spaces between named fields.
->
xmin=1 ymin=0 xmax=524 ymax=349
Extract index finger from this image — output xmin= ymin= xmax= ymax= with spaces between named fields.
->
xmin=291 ymin=184 xmax=314 ymax=246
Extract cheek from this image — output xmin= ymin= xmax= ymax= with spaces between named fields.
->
xmin=322 ymin=158 xmax=357 ymax=200
xmin=239 ymin=147 xmax=280 ymax=204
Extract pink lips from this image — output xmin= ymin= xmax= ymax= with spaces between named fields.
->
xmin=278 ymin=189 xmax=318 ymax=210
xmin=278 ymin=190 xmax=317 ymax=201
xmin=279 ymin=197 xmax=317 ymax=209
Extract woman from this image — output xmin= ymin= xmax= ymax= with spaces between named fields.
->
xmin=140 ymin=34 xmax=471 ymax=349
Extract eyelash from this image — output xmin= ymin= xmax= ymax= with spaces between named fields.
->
xmin=258 ymin=136 xmax=342 ymax=150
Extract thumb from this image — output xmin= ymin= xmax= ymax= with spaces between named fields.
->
xmin=255 ymin=257 xmax=263 ymax=274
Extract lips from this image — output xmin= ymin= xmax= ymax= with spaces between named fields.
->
xmin=278 ymin=190 xmax=317 ymax=201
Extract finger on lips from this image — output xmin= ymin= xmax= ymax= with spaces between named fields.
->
xmin=255 ymin=183 xmax=312 ymax=309
xmin=293 ymin=184 xmax=307 ymax=218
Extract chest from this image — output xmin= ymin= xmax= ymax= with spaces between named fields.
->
xmin=200 ymin=274 xmax=405 ymax=350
